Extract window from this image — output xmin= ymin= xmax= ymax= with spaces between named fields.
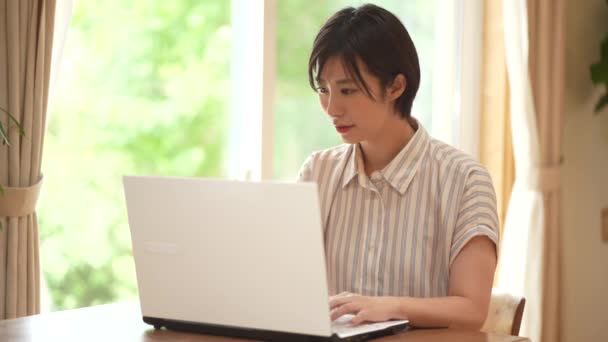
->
xmin=40 ymin=0 xmax=233 ymax=310
xmin=40 ymin=0 xmax=481 ymax=311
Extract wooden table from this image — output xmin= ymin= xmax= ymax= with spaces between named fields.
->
xmin=0 ymin=302 xmax=531 ymax=341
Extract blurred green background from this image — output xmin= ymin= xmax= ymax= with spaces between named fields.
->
xmin=39 ymin=0 xmax=435 ymax=310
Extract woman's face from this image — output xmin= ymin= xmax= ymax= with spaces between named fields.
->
xmin=316 ymin=56 xmax=401 ymax=144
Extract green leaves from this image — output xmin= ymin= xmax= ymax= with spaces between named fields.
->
xmin=0 ymin=124 xmax=8 ymax=146
xmin=0 ymin=107 xmax=25 ymax=231
xmin=0 ymin=106 xmax=24 ymax=146
xmin=591 ymin=36 xmax=608 ymax=114
xmin=38 ymin=0 xmax=232 ymax=311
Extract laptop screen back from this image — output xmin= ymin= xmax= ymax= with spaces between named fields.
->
xmin=123 ymin=176 xmax=332 ymax=337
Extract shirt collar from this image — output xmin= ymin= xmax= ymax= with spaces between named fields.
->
xmin=341 ymin=120 xmax=430 ymax=195
xmin=342 ymin=144 xmax=359 ymax=187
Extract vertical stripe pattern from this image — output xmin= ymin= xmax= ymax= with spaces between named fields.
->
xmin=298 ymin=124 xmax=499 ymax=298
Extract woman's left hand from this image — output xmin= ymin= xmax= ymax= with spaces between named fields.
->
xmin=329 ymin=292 xmax=402 ymax=325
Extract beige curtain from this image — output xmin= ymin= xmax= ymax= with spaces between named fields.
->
xmin=498 ymin=0 xmax=564 ymax=341
xmin=527 ymin=0 xmax=564 ymax=341
xmin=0 ymin=0 xmax=56 ymax=319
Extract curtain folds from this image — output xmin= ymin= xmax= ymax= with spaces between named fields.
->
xmin=498 ymin=0 xmax=565 ymax=341
xmin=0 ymin=0 xmax=57 ymax=319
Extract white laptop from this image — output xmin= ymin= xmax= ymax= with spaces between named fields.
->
xmin=123 ymin=175 xmax=408 ymax=341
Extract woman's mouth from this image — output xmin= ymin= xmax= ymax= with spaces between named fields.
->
xmin=335 ymin=125 xmax=354 ymax=134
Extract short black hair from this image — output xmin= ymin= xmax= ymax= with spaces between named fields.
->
xmin=308 ymin=4 xmax=421 ymax=118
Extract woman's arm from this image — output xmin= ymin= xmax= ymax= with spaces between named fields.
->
xmin=329 ymin=236 xmax=497 ymax=330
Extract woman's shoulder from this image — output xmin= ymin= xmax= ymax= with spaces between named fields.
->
xmin=305 ymin=144 xmax=352 ymax=165
xmin=298 ymin=144 xmax=353 ymax=182
xmin=427 ymin=138 xmax=491 ymax=179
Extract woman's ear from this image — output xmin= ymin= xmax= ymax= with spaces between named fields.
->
xmin=387 ymin=74 xmax=407 ymax=101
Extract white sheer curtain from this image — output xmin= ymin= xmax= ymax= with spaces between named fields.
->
xmin=497 ymin=0 xmax=545 ymax=340
xmin=49 ymin=0 xmax=73 ymax=110
xmin=40 ymin=0 xmax=73 ymax=314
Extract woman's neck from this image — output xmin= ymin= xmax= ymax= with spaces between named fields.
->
xmin=360 ymin=117 xmax=416 ymax=177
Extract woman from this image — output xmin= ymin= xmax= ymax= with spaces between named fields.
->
xmin=298 ymin=4 xmax=499 ymax=330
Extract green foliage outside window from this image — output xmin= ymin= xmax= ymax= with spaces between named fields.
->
xmin=40 ymin=0 xmax=231 ymax=309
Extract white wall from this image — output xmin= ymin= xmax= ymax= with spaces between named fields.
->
xmin=562 ymin=0 xmax=608 ymax=341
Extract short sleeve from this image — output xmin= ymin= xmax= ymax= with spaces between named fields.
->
xmin=450 ymin=167 xmax=500 ymax=265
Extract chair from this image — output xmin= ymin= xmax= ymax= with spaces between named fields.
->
xmin=481 ymin=289 xmax=526 ymax=336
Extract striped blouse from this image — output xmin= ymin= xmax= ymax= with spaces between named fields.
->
xmin=297 ymin=123 xmax=499 ymax=298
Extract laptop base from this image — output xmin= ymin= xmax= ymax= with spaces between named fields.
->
xmin=143 ymin=316 xmax=409 ymax=342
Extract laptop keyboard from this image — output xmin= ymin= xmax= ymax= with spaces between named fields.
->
xmin=331 ymin=314 xmax=408 ymax=338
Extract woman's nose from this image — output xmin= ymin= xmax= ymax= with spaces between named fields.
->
xmin=325 ymin=94 xmax=344 ymax=118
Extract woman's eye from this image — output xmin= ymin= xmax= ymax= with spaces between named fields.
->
xmin=316 ymin=87 xmax=328 ymax=94
xmin=341 ymin=88 xmax=357 ymax=95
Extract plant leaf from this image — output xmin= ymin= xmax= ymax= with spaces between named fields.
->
xmin=0 ymin=107 xmax=24 ymax=136
xmin=595 ymin=94 xmax=608 ymax=114
xmin=0 ymin=123 xmax=10 ymax=146
xmin=591 ymin=61 xmax=608 ymax=85
xmin=601 ymin=36 xmax=608 ymax=60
